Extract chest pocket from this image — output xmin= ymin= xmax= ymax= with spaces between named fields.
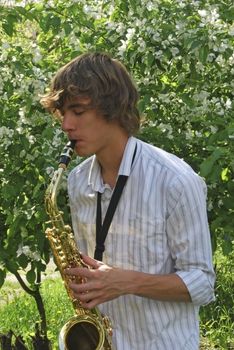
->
xmin=107 ymin=216 xmax=167 ymax=273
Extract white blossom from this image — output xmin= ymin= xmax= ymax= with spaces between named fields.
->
xmin=229 ymin=25 xmax=234 ymax=36
xmin=20 ymin=150 xmax=26 ymax=158
xmin=116 ymin=23 xmax=125 ymax=34
xmin=26 ymin=154 xmax=35 ymax=161
xmin=126 ymin=28 xmax=136 ymax=40
xmin=52 ymin=128 xmax=64 ymax=148
xmin=146 ymin=1 xmax=154 ymax=11
xmin=17 ymin=245 xmax=41 ymax=261
xmin=118 ymin=39 xmax=128 ymax=56
xmin=153 ymin=32 xmax=161 ymax=41
xmin=170 ymin=47 xmax=180 ymax=57
xmin=185 ymin=130 xmax=193 ymax=140
xmin=19 ymin=108 xmax=25 ymax=119
xmin=194 ymin=90 xmax=210 ymax=101
xmin=2 ymin=42 xmax=10 ymax=49
xmin=46 ymin=166 xmax=55 ymax=177
xmin=195 ymin=131 xmax=202 ymax=138
xmin=28 ymin=135 xmax=36 ymax=144
xmin=32 ymin=48 xmax=42 ymax=64
xmin=158 ymin=123 xmax=173 ymax=139
xmin=225 ymin=98 xmax=232 ymax=109
xmin=158 ymin=93 xmax=171 ymax=103
xmin=0 ymin=126 xmax=14 ymax=139
xmin=198 ymin=9 xmax=207 ymax=18
xmin=17 ymin=245 xmax=31 ymax=257
xmin=216 ymin=54 xmax=225 ymax=67
xmin=137 ymin=37 xmax=146 ymax=52
xmin=228 ymin=53 xmax=234 ymax=65
xmin=208 ymin=200 xmax=214 ymax=211
xmin=210 ymin=126 xmax=218 ymax=133
xmin=16 ymin=126 xmax=24 ymax=134
xmin=207 ymin=53 xmax=216 ymax=62
xmin=154 ymin=50 xmax=163 ymax=59
xmin=82 ymin=4 xmax=102 ymax=20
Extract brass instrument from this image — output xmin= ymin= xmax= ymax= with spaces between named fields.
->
xmin=45 ymin=140 xmax=113 ymax=350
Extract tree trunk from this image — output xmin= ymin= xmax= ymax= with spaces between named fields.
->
xmin=0 ymin=331 xmax=13 ymax=349
xmin=12 ymin=272 xmax=52 ymax=349
xmin=31 ymin=322 xmax=51 ymax=350
xmin=0 ymin=331 xmax=27 ymax=350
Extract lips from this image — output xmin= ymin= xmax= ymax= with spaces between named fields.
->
xmin=69 ymin=138 xmax=81 ymax=144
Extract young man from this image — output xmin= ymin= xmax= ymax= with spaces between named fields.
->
xmin=41 ymin=52 xmax=215 ymax=349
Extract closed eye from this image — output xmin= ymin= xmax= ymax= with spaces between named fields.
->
xmin=73 ymin=110 xmax=85 ymax=116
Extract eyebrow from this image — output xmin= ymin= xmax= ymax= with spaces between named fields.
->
xmin=67 ymin=103 xmax=88 ymax=109
xmin=60 ymin=103 xmax=77 ymax=114
xmin=70 ymin=101 xmax=95 ymax=110
xmin=59 ymin=99 xmax=93 ymax=115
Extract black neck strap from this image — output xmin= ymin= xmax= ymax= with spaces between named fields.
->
xmin=94 ymin=145 xmax=137 ymax=261
xmin=94 ymin=175 xmax=128 ymax=260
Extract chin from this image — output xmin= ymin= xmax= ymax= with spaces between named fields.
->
xmin=75 ymin=147 xmax=92 ymax=158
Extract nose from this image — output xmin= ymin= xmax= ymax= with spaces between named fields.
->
xmin=61 ymin=111 xmax=76 ymax=133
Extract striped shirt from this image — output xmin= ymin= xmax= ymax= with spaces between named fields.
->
xmin=68 ymin=136 xmax=215 ymax=350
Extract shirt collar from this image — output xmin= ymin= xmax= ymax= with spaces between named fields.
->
xmin=88 ymin=136 xmax=137 ymax=192
xmin=118 ymin=136 xmax=137 ymax=176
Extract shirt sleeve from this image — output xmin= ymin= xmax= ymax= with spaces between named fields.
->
xmin=166 ymin=173 xmax=215 ymax=306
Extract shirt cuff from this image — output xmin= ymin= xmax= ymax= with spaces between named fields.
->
xmin=176 ymin=269 xmax=215 ymax=306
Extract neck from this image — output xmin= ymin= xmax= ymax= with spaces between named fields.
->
xmin=97 ymin=134 xmax=129 ymax=188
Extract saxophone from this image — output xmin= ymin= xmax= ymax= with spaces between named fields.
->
xmin=45 ymin=140 xmax=113 ymax=350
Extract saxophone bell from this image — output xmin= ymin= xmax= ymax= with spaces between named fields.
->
xmin=59 ymin=314 xmax=112 ymax=350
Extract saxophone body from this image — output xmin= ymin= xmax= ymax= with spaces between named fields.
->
xmin=45 ymin=140 xmax=113 ymax=350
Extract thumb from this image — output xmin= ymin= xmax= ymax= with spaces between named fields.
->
xmin=81 ymin=253 xmax=101 ymax=269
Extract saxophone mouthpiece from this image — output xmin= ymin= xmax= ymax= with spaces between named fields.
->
xmin=59 ymin=140 xmax=76 ymax=168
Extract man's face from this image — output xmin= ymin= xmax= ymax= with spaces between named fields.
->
xmin=60 ymin=96 xmax=120 ymax=157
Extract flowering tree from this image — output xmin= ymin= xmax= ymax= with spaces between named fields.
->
xmin=0 ymin=0 xmax=233 ymax=344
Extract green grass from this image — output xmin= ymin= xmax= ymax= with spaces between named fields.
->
xmin=0 ymin=249 xmax=233 ymax=349
xmin=0 ymin=277 xmax=73 ymax=349
xmin=200 ymin=247 xmax=234 ymax=349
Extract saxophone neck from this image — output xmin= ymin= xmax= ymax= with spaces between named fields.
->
xmin=45 ymin=139 xmax=76 ymax=214
xmin=45 ymin=167 xmax=64 ymax=216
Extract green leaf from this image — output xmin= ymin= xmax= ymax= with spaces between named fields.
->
xmin=147 ymin=52 xmax=155 ymax=67
xmin=17 ymin=254 xmax=29 ymax=269
xmin=200 ymin=149 xmax=223 ymax=177
xmin=64 ymin=22 xmax=72 ymax=35
xmin=199 ymin=45 xmax=209 ymax=64
xmin=2 ymin=21 xmax=14 ymax=36
xmin=222 ymin=6 xmax=234 ymax=21
xmin=180 ymin=94 xmax=194 ymax=108
xmin=26 ymin=269 xmax=36 ymax=284
xmin=5 ymin=259 xmax=18 ymax=274
xmin=2 ymin=14 xmax=19 ymax=36
xmin=138 ymin=95 xmax=151 ymax=114
xmin=221 ymin=168 xmax=229 ymax=182
xmin=50 ymin=15 xmax=61 ymax=34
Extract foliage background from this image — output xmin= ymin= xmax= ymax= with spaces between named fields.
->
xmin=0 ymin=0 xmax=233 ymax=348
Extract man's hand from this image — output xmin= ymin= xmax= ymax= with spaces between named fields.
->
xmin=65 ymin=254 xmax=128 ymax=309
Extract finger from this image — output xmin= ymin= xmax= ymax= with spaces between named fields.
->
xmin=69 ymin=281 xmax=94 ymax=294
xmin=65 ymin=267 xmax=93 ymax=278
xmin=78 ymin=293 xmax=101 ymax=310
xmin=78 ymin=290 xmax=97 ymax=302
xmin=81 ymin=299 xmax=98 ymax=310
xmin=71 ymin=286 xmax=101 ymax=308
xmin=81 ymin=254 xmax=101 ymax=269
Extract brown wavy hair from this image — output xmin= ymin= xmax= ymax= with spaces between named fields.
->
xmin=40 ymin=52 xmax=140 ymax=135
